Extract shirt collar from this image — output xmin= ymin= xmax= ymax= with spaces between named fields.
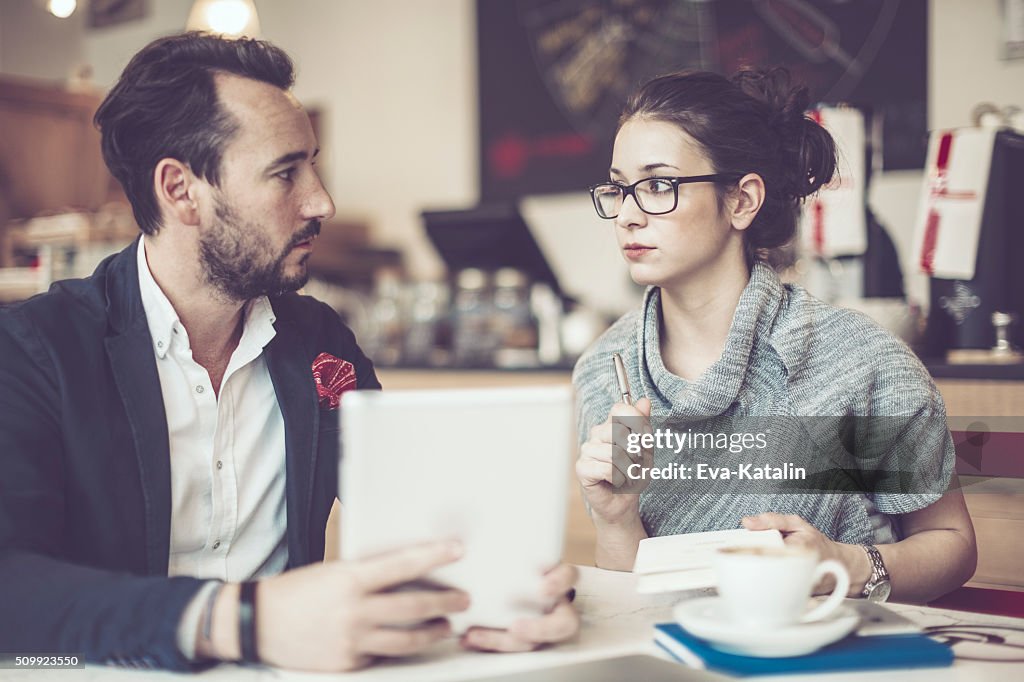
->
xmin=137 ymin=238 xmax=179 ymax=359
xmin=236 ymin=295 xmax=278 ymax=360
xmin=137 ymin=238 xmax=278 ymax=360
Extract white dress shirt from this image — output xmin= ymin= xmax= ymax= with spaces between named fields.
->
xmin=136 ymin=240 xmax=289 ymax=656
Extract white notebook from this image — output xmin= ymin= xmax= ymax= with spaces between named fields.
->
xmin=632 ymin=529 xmax=784 ymax=594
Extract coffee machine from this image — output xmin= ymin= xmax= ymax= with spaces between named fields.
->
xmin=922 ymin=130 xmax=1024 ymax=358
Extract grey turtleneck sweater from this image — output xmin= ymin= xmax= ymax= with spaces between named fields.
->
xmin=572 ymin=263 xmax=954 ymax=545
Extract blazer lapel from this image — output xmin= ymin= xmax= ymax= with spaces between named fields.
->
xmin=105 ymin=330 xmax=172 ymax=575
xmin=265 ymin=321 xmax=318 ymax=568
xmin=103 ymin=239 xmax=172 ymax=576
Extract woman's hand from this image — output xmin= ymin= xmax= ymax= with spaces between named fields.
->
xmin=459 ymin=564 xmax=580 ymax=652
xmin=741 ymin=513 xmax=867 ymax=596
xmin=576 ymin=399 xmax=653 ymax=570
xmin=575 ymin=398 xmax=653 ymax=527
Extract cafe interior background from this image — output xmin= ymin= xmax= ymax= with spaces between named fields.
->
xmin=0 ymin=0 xmax=1023 ymax=597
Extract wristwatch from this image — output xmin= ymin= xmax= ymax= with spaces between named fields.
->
xmin=860 ymin=544 xmax=892 ymax=602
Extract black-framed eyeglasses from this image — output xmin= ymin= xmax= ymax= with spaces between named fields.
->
xmin=588 ymin=174 xmax=742 ymax=219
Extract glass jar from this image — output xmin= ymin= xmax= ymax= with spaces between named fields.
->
xmin=404 ymin=280 xmax=451 ymax=367
xmin=452 ymin=268 xmax=496 ymax=367
xmin=492 ymin=268 xmax=539 ymax=368
xmin=367 ymin=268 xmax=405 ymax=366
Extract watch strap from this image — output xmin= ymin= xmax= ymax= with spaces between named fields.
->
xmin=860 ymin=544 xmax=890 ymax=597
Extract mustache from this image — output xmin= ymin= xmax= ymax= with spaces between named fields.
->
xmin=289 ymin=220 xmax=322 ymax=247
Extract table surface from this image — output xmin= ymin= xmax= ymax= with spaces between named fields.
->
xmin=7 ymin=566 xmax=1024 ymax=682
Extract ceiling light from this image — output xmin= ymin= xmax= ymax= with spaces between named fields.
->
xmin=186 ymin=0 xmax=261 ymax=38
xmin=47 ymin=0 xmax=77 ymax=19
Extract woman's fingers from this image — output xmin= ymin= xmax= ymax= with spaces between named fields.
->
xmin=578 ymin=448 xmax=638 ymax=487
xmin=541 ymin=564 xmax=578 ymax=599
xmin=580 ymin=440 xmax=632 ymax=465
xmin=459 ymin=600 xmax=580 ymax=652
xmin=580 ymin=440 xmax=618 ymax=463
xmin=590 ymin=421 xmax=639 ymax=451
xmin=576 ymin=457 xmax=611 ymax=487
xmin=460 ymin=627 xmax=536 ymax=653
xmin=608 ymin=401 xmax=649 ymax=420
xmin=507 ymin=599 xmax=581 ymax=644
xmin=634 ymin=397 xmax=652 ymax=417
xmin=576 ymin=457 xmax=630 ymax=488
xmin=742 ymin=512 xmax=812 ymax=533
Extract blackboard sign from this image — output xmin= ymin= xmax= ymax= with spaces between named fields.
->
xmin=478 ymin=0 xmax=928 ymax=200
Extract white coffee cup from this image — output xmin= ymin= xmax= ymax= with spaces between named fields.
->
xmin=713 ymin=546 xmax=850 ymax=628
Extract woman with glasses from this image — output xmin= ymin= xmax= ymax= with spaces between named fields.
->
xmin=573 ymin=68 xmax=976 ymax=603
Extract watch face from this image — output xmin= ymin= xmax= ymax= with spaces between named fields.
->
xmin=868 ymin=581 xmax=892 ymax=603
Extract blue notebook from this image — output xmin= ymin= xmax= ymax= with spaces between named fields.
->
xmin=654 ymin=623 xmax=954 ymax=677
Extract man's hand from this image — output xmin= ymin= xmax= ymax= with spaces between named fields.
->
xmin=231 ymin=541 xmax=468 ymax=672
xmin=460 ymin=563 xmax=580 ymax=653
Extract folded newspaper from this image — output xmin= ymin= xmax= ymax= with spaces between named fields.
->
xmin=632 ymin=528 xmax=784 ymax=593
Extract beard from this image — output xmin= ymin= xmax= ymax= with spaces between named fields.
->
xmin=199 ymin=196 xmax=321 ymax=302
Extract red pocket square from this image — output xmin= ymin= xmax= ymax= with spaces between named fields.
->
xmin=312 ymin=352 xmax=357 ymax=410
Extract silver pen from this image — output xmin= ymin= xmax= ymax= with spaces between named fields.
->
xmin=612 ymin=353 xmax=632 ymax=406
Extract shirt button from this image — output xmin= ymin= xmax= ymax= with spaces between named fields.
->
xmin=156 ymin=340 xmax=163 ymax=348
xmin=212 ymin=540 xmax=221 ymax=550
xmin=195 ymin=385 xmax=205 ymax=394
xmin=216 ymin=460 xmax=223 ymax=470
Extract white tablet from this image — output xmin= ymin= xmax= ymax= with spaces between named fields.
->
xmin=339 ymin=385 xmax=573 ymax=631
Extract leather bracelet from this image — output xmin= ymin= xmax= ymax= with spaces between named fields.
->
xmin=238 ymin=581 xmax=259 ymax=663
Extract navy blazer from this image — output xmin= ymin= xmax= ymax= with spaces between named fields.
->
xmin=0 ymin=240 xmax=380 ymax=669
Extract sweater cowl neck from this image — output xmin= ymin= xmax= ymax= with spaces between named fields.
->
xmin=637 ymin=262 xmax=784 ymax=420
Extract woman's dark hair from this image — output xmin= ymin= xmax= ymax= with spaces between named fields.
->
xmin=619 ymin=67 xmax=837 ymax=264
xmin=94 ymin=32 xmax=295 ymax=235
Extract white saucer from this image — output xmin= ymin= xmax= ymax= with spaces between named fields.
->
xmin=673 ymin=596 xmax=860 ymax=658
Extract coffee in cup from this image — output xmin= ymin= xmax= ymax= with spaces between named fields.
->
xmin=713 ymin=546 xmax=850 ymax=628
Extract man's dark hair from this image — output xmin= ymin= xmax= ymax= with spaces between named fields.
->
xmin=94 ymin=32 xmax=295 ymax=235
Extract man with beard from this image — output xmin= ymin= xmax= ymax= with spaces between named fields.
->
xmin=0 ymin=33 xmax=578 ymax=672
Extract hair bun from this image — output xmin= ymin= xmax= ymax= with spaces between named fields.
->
xmin=731 ymin=67 xmax=836 ymax=199
xmin=731 ymin=67 xmax=808 ymax=126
